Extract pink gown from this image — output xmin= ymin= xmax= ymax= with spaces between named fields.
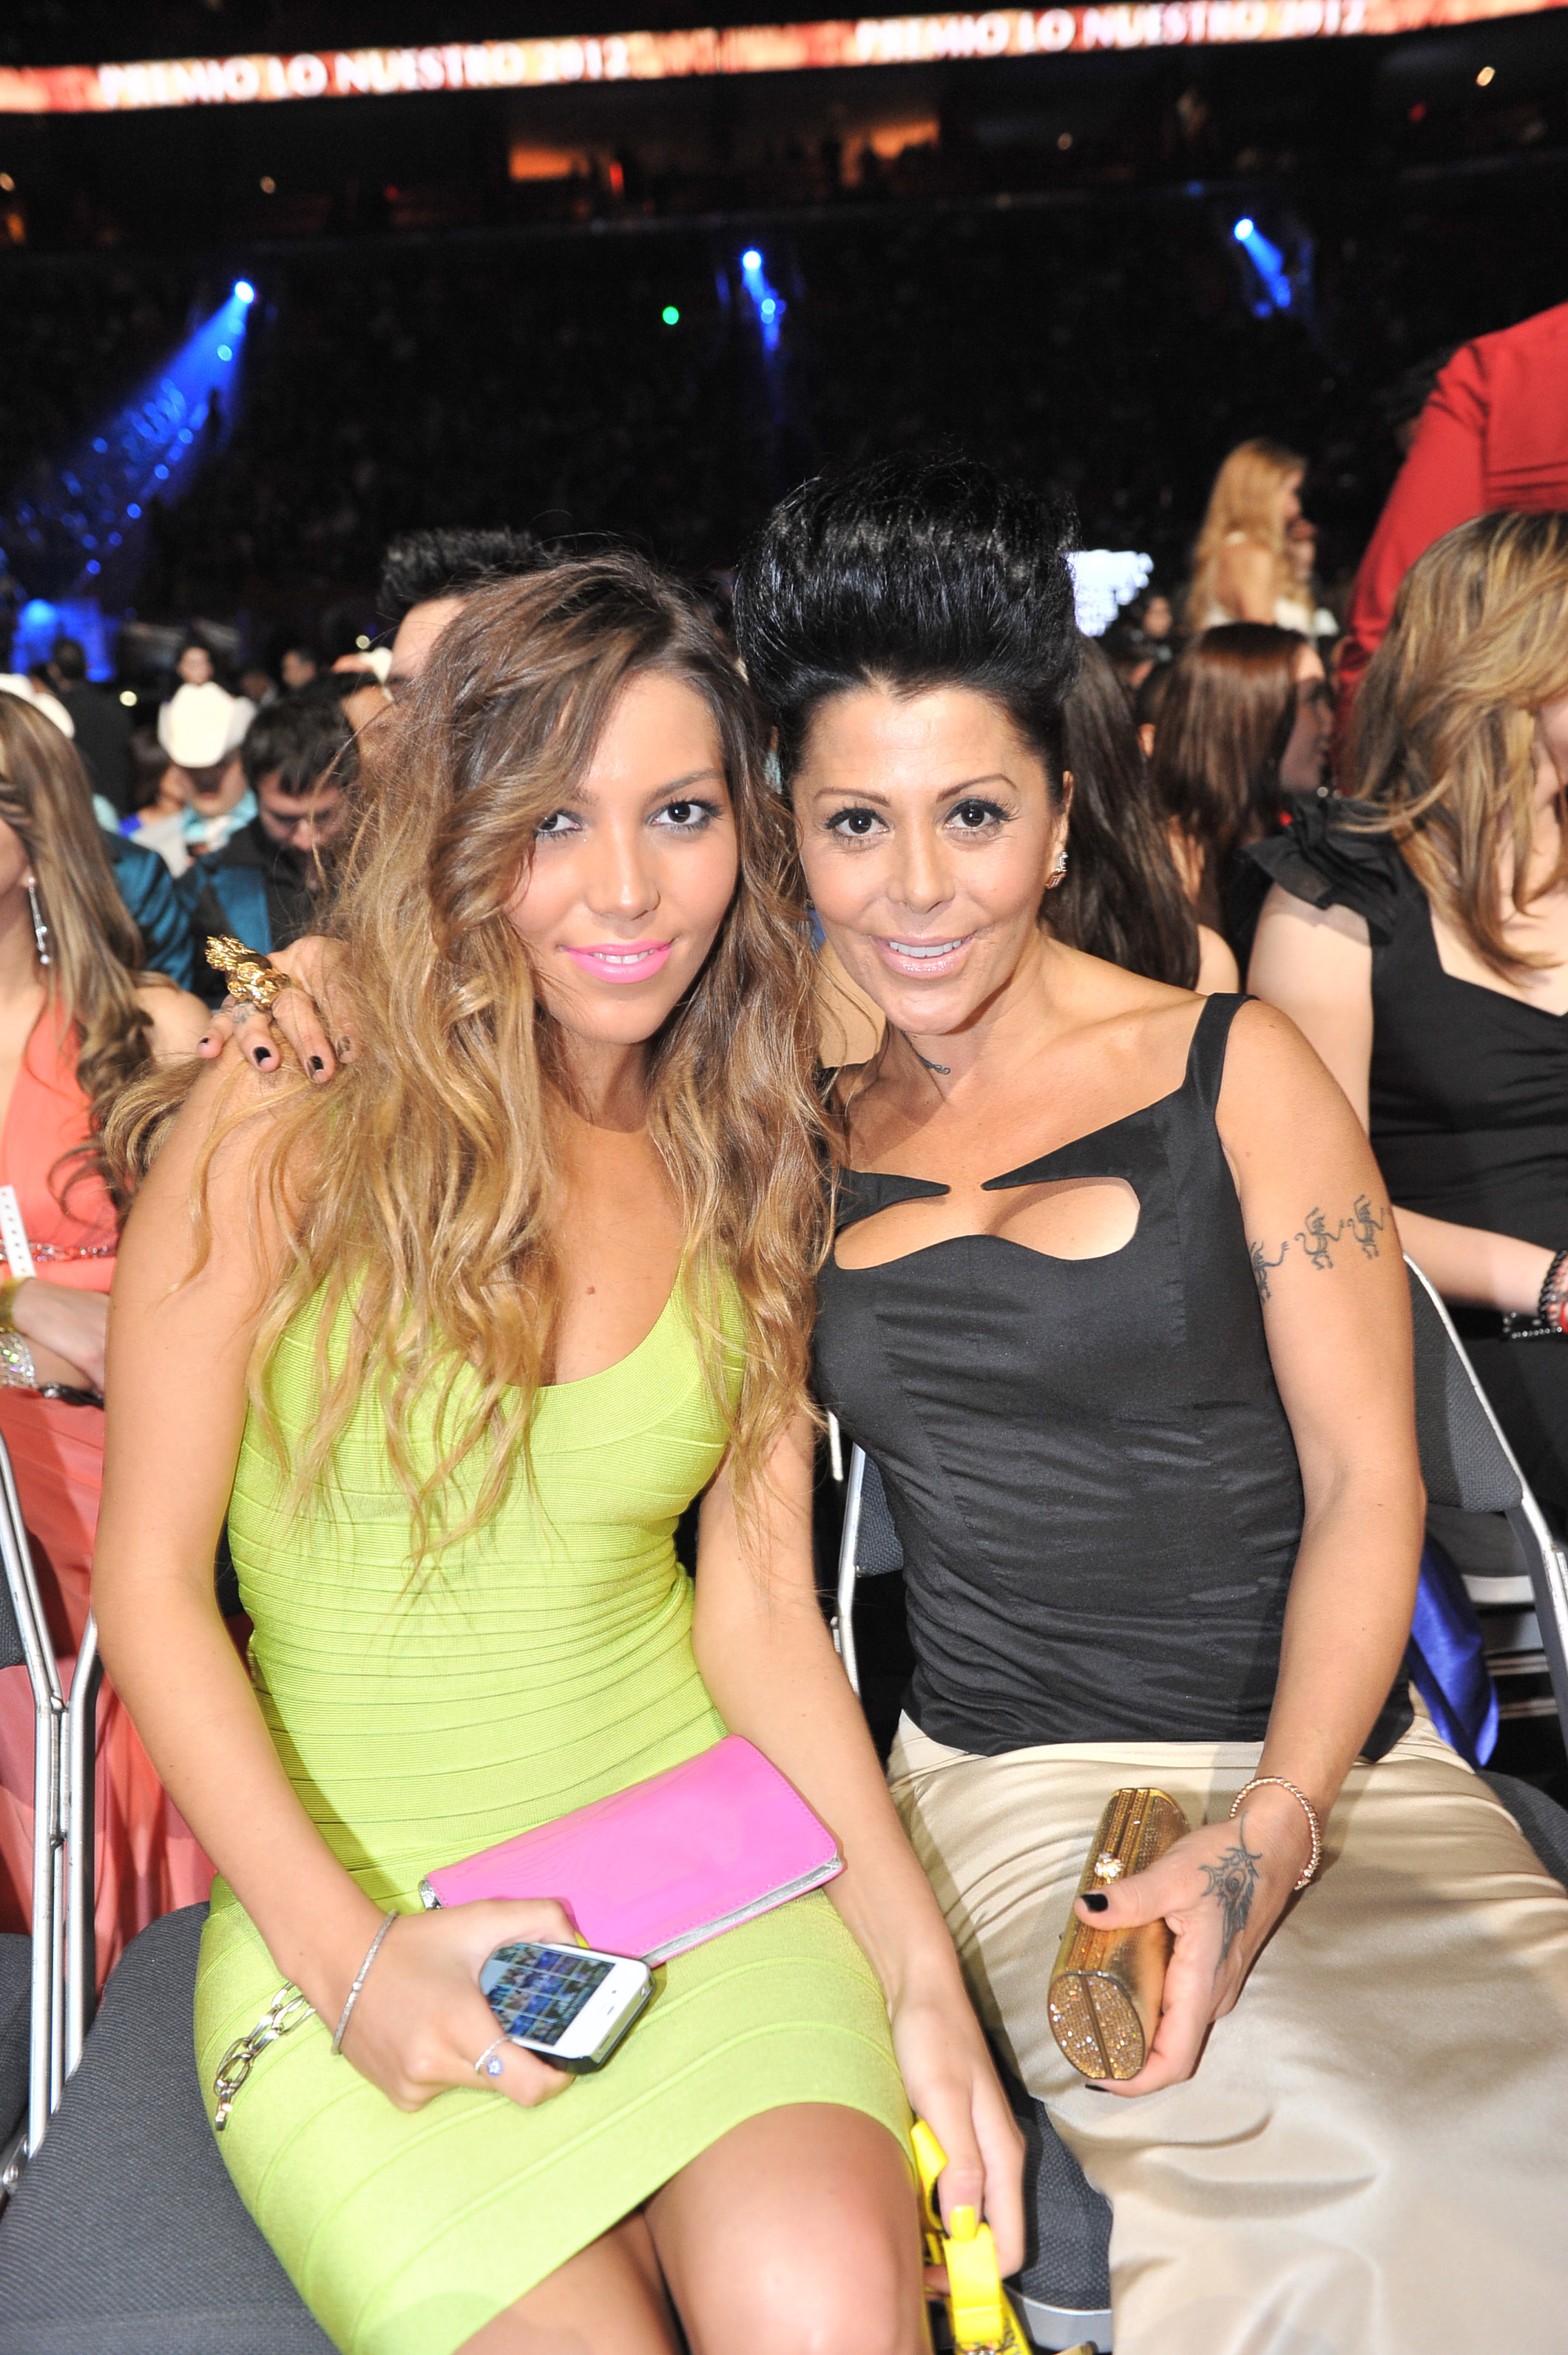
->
xmin=0 ymin=1013 xmax=212 ymax=1984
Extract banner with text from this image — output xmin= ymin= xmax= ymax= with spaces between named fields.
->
xmin=0 ymin=0 xmax=1560 ymax=114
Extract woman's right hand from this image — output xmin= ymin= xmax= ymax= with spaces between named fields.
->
xmin=197 ymin=936 xmax=348 ymax=1081
xmin=338 ymin=1899 xmax=582 ymax=2114
xmin=13 ymin=1280 xmax=109 ymax=1391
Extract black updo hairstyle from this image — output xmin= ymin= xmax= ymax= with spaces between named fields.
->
xmin=731 ymin=451 xmax=1081 ymax=793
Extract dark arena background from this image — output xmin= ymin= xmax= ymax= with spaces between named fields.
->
xmin=1 ymin=0 xmax=1567 ymax=663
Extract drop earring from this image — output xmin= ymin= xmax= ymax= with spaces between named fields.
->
xmin=24 ymin=876 xmax=50 ymax=968
xmin=1048 ymin=848 xmax=1069 ymax=889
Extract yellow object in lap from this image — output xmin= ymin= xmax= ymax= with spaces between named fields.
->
xmin=198 ymin=1288 xmax=908 ymax=2355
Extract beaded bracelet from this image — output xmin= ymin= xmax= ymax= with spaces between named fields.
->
xmin=1229 ymin=1775 xmax=1322 ymax=1891
xmin=330 ymin=1910 xmax=399 ymax=2057
xmin=1538 ymin=1247 xmax=1568 ymax=1334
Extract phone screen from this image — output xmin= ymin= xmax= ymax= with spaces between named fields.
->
xmin=484 ymin=1944 xmax=618 ymax=2046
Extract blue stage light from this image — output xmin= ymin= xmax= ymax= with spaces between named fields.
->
xmin=739 ymin=246 xmax=786 ymax=356
xmin=0 ymin=280 xmax=254 ymax=601
xmin=1231 ymin=217 xmax=1292 ymax=315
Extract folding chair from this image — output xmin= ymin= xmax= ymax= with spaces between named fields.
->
xmin=0 ymin=1427 xmax=64 ymax=2200
xmin=831 ymin=1430 xmax=1114 ymax=2354
xmin=1406 ymin=1259 xmax=1568 ymax=1745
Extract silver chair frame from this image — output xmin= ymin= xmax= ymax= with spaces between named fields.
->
xmin=64 ymin=1612 xmax=102 ymax=2077
xmin=0 ymin=1427 xmax=66 ymax=2182
xmin=1405 ymin=1257 xmax=1568 ymax=1738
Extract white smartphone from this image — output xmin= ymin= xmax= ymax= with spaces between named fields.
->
xmin=478 ymin=1939 xmax=653 ymax=2072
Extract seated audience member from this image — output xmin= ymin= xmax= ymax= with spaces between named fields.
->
xmin=280 ymin=645 xmax=320 ymax=692
xmin=187 ymin=680 xmax=365 ymax=996
xmin=1152 ymin=622 xmax=1331 ymax=968
xmin=97 ymin=556 xmax=1015 ymax=2351
xmin=0 ymin=692 xmax=209 ymax=1983
xmin=238 ymin=663 xmax=278 ymax=709
xmin=1053 ymin=636 xmax=1205 ymax=986
xmin=44 ymin=637 xmax=133 ymax=816
xmin=732 ymin=454 xmax=1568 ymax=2353
xmin=1250 ymin=510 xmax=1568 ymax=1535
xmin=119 ymin=725 xmax=190 ymax=873
xmin=379 ymin=524 xmax=550 ymax=689
xmin=156 ymin=639 xmax=256 ymax=868
xmin=1186 ymin=437 xmax=1319 ymax=633
xmin=1132 ymin=657 xmax=1172 ymax=760
xmin=1339 ymin=300 xmax=1568 ymax=723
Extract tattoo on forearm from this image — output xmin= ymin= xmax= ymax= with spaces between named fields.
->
xmin=1201 ymin=1831 xmax=1263 ymax=1962
xmin=1248 ymin=1194 xmax=1389 ymax=1299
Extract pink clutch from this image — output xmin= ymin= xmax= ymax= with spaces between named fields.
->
xmin=418 ymin=1734 xmax=843 ymax=1964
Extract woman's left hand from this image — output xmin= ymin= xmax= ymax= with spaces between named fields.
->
xmin=888 ymin=1964 xmax=1026 ymax=2279
xmin=1071 ymin=1783 xmax=1314 ymax=2096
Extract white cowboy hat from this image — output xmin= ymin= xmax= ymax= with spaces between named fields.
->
xmin=158 ymin=680 xmax=254 ymax=768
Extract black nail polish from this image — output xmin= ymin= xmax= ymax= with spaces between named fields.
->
xmin=1086 ymin=2083 xmax=1112 ymax=2094
xmin=1083 ymin=1891 xmax=1109 ymax=1913
xmin=253 ymin=1048 xmax=269 ymax=1067
xmin=197 ymin=1036 xmax=209 ymax=1050
xmin=309 ymin=1055 xmax=325 ymax=1073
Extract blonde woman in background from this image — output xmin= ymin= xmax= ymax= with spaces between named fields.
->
xmin=1186 ymin=436 xmax=1315 ymax=633
xmin=1250 ymin=510 xmax=1568 ymax=1532
xmin=0 ymin=692 xmax=209 ymax=1982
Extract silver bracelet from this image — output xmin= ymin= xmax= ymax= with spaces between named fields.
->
xmin=330 ymin=1910 xmax=399 ymax=2056
xmin=0 ymin=1332 xmax=37 ymax=1390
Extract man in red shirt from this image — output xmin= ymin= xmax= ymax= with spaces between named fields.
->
xmin=1338 ymin=300 xmax=1568 ymax=732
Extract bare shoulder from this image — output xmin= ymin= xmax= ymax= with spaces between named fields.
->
xmin=136 ymin=980 xmax=210 ymax=1056
xmin=1254 ymin=880 xmax=1371 ymax=950
xmin=1217 ymin=999 xmax=1371 ymax=1160
xmin=125 ymin=1040 xmax=309 ymax=1258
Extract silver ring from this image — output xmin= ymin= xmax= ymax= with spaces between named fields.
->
xmin=473 ymin=2037 xmax=507 ymax=2080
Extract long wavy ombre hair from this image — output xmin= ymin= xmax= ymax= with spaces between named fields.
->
xmin=1351 ymin=510 xmax=1568 ymax=979
xmin=1184 ymin=436 xmax=1305 ymax=632
xmin=118 ymin=555 xmax=825 ymax=1559
xmin=0 ymin=691 xmax=165 ymax=1216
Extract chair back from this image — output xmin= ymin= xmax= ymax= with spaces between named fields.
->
xmin=0 ymin=1430 xmax=64 ymax=2166
xmin=833 ymin=1443 xmax=904 ymax=1695
xmin=1406 ymin=1259 xmax=1568 ymax=1743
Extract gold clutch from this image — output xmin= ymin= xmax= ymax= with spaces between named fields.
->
xmin=1048 ymin=1787 xmax=1190 ymax=2081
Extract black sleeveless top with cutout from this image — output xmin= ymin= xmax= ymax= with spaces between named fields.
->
xmin=814 ymin=993 xmax=1402 ymax=1757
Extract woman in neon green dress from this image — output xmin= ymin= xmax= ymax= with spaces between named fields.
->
xmin=95 ymin=556 xmax=1021 ymax=2355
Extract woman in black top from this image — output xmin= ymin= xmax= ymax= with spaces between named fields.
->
xmin=1250 ymin=512 xmax=1568 ymax=1522
xmin=732 ymin=456 xmax=1568 ymax=2355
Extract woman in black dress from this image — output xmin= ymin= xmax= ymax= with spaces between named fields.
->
xmin=1249 ymin=511 xmax=1568 ymax=1527
xmin=731 ymin=456 xmax=1568 ymax=2355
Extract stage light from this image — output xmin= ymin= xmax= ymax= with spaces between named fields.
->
xmin=260 ymin=177 xmax=276 ymax=194
xmin=662 ymin=305 xmax=680 ymax=325
xmin=1231 ymin=215 xmax=1293 ymax=314
xmin=0 ymin=280 xmax=252 ymax=602
xmin=355 ymin=635 xmax=371 ymax=649
xmin=1233 ymin=217 xmax=1254 ymax=240
xmin=1476 ymin=64 xmax=1494 ymax=84
xmin=119 ymin=690 xmax=136 ymax=707
xmin=0 ymin=175 xmax=13 ymax=195
xmin=739 ymin=246 xmax=785 ymax=354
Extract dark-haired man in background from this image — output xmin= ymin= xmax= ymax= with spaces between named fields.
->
xmin=379 ymin=525 xmax=548 ymax=689
xmin=45 ymin=637 xmax=133 ymax=814
xmin=189 ymin=679 xmax=364 ymax=999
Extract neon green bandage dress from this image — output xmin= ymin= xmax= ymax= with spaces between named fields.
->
xmin=195 ymin=1289 xmax=908 ymax=2355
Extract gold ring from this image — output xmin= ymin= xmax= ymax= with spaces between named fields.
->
xmin=205 ymin=936 xmax=294 ymax=1010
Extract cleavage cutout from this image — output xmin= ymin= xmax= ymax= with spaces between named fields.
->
xmin=833 ymin=1174 xmax=1141 ymax=1271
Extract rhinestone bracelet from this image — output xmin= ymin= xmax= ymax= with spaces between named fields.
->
xmin=1229 ymin=1774 xmax=1322 ymax=1891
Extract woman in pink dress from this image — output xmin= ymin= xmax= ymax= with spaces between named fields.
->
xmin=0 ymin=691 xmax=209 ymax=1981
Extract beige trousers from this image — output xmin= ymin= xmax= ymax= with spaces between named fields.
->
xmin=889 ymin=1702 xmax=1568 ymax=2355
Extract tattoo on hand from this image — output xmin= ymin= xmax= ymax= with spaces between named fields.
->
xmin=1248 ymin=1195 xmax=1389 ymax=1298
xmin=1200 ymin=1831 xmax=1263 ymax=1962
